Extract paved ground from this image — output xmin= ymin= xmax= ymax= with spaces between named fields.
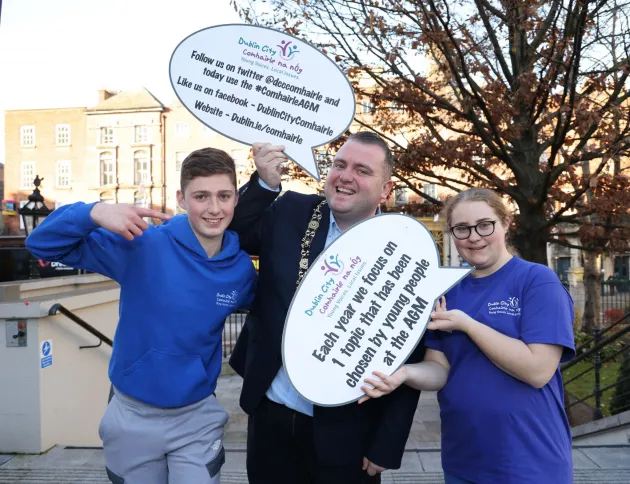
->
xmin=1 ymin=374 xmax=630 ymax=483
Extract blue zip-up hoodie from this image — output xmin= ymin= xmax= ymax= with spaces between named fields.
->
xmin=26 ymin=202 xmax=257 ymax=408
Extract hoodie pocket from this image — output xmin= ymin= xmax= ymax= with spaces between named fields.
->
xmin=122 ymin=349 xmax=209 ymax=407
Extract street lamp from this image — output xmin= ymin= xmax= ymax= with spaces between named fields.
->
xmin=19 ymin=175 xmax=52 ymax=236
xmin=19 ymin=176 xmax=52 ymax=279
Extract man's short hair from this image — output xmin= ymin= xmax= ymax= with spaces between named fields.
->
xmin=347 ymin=131 xmax=393 ymax=176
xmin=180 ymin=148 xmax=237 ymax=193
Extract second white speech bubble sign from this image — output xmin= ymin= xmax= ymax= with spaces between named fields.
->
xmin=169 ymin=24 xmax=355 ymax=181
xmin=283 ymin=214 xmax=472 ymax=406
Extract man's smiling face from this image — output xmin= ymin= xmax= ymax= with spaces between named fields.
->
xmin=324 ymin=140 xmax=392 ymax=230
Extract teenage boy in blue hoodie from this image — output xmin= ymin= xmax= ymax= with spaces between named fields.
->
xmin=25 ymin=148 xmax=257 ymax=484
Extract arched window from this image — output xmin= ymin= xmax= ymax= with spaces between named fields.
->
xmin=134 ymin=150 xmax=150 ymax=185
xmin=100 ymin=152 xmax=115 ymax=186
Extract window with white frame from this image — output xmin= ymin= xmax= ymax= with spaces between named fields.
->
xmin=20 ymin=126 xmax=35 ymax=147
xmin=56 ymin=160 xmax=71 ymax=188
xmin=422 ymin=183 xmax=437 ymax=199
xmin=100 ymin=152 xmax=115 ymax=186
xmin=56 ymin=124 xmax=71 ymax=146
xmin=134 ymin=125 xmax=149 ymax=143
xmin=20 ymin=161 xmax=36 ymax=189
xmin=175 ymin=122 xmax=189 ymax=138
xmin=134 ymin=151 xmax=150 ymax=185
xmin=175 ymin=152 xmax=188 ymax=171
xmin=361 ymin=100 xmax=374 ymax=113
xmin=100 ymin=126 xmax=115 ymax=145
xmin=395 ymin=187 xmax=409 ymax=204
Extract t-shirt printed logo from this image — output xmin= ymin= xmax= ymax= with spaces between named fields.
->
xmin=488 ymin=297 xmax=521 ymax=316
xmin=216 ymin=290 xmax=238 ymax=308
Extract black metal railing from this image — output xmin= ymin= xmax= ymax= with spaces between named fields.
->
xmin=49 ymin=302 xmax=245 ymax=357
xmin=223 ymin=310 xmax=247 ymax=358
xmin=601 ymin=280 xmax=630 ymax=324
xmin=562 ymin=311 xmax=630 ymax=423
xmin=49 ymin=303 xmax=113 ymax=349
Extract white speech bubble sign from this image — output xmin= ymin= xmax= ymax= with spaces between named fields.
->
xmin=169 ymin=24 xmax=356 ymax=181
xmin=283 ymin=214 xmax=473 ymax=406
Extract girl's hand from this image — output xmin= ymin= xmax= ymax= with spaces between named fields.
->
xmin=434 ymin=296 xmax=447 ymax=314
xmin=428 ymin=307 xmax=475 ymax=333
xmin=358 ymin=366 xmax=409 ymax=404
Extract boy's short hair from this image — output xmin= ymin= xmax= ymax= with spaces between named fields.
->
xmin=180 ymin=148 xmax=237 ymax=193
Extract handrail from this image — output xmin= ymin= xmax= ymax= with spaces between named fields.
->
xmin=48 ymin=303 xmax=113 ymax=349
xmin=562 ymin=317 xmax=630 ymax=372
xmin=562 ymin=311 xmax=630 ymax=420
xmin=575 ymin=312 xmax=630 ymax=351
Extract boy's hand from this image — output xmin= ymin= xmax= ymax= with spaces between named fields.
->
xmin=252 ymin=142 xmax=286 ymax=190
xmin=90 ymin=203 xmax=171 ymax=241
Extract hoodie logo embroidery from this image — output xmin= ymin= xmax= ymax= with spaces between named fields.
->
xmin=216 ymin=290 xmax=238 ymax=308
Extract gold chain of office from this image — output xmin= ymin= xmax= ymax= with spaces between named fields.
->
xmin=296 ymin=200 xmax=327 ymax=287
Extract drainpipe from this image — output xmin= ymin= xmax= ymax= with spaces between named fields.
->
xmin=160 ymin=112 xmax=167 ymax=213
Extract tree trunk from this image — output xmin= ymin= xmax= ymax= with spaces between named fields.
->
xmin=582 ymin=251 xmax=601 ymax=333
xmin=512 ymin=208 xmax=549 ymax=265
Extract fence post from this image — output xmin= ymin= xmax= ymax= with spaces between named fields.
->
xmin=593 ymin=325 xmax=603 ymax=420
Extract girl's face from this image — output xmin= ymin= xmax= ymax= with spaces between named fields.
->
xmin=450 ymin=200 xmax=511 ymax=277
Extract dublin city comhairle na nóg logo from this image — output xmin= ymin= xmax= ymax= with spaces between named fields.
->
xmin=321 ymin=254 xmax=344 ymax=276
xmin=277 ymin=39 xmax=299 ymax=60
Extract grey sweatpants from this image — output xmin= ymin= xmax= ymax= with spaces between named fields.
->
xmin=98 ymin=388 xmax=227 ymax=484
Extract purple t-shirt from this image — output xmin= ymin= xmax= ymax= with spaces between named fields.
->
xmin=425 ymin=257 xmax=575 ymax=483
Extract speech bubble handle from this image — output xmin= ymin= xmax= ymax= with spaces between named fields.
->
xmin=286 ymin=146 xmax=321 ymax=182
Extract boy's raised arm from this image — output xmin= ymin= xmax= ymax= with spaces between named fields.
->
xmin=25 ymin=202 xmax=170 ymax=282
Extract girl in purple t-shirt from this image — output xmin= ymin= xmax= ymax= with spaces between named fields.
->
xmin=360 ymin=188 xmax=575 ymax=484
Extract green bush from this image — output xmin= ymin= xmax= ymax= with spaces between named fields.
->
xmin=573 ymin=328 xmax=623 ymax=363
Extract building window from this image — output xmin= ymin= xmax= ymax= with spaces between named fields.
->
xmin=175 ymin=152 xmax=188 ymax=171
xmin=134 ymin=125 xmax=149 ymax=143
xmin=56 ymin=160 xmax=71 ymax=188
xmin=175 ymin=122 xmax=189 ymax=138
xmin=100 ymin=152 xmax=115 ymax=186
xmin=56 ymin=124 xmax=71 ymax=146
xmin=231 ymin=149 xmax=249 ymax=170
xmin=100 ymin=127 xmax=115 ymax=145
xmin=134 ymin=151 xmax=150 ymax=185
xmin=20 ymin=126 xmax=35 ymax=147
xmin=20 ymin=161 xmax=36 ymax=189
xmin=395 ymin=187 xmax=408 ymax=205
xmin=422 ymin=183 xmax=437 ymax=199
xmin=361 ymin=100 xmax=374 ymax=114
